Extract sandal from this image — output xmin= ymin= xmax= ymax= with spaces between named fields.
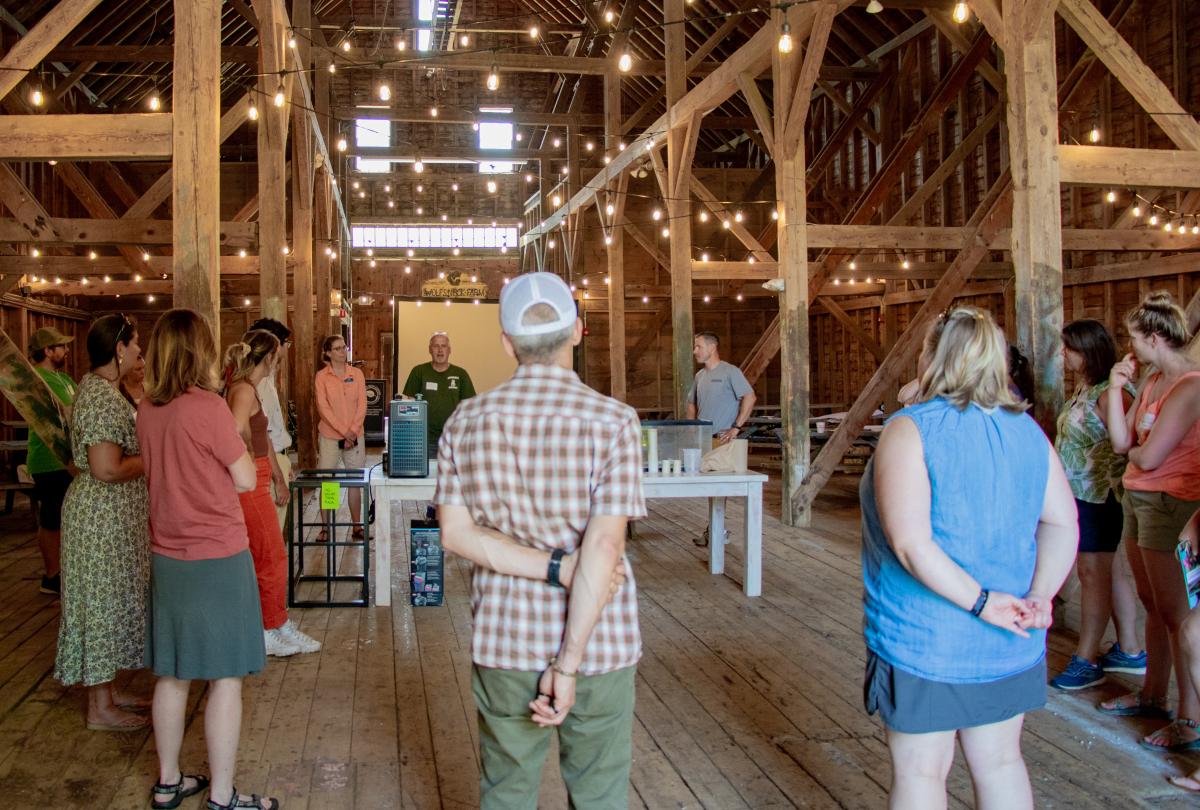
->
xmin=1140 ymin=719 xmax=1200 ymax=753
xmin=351 ymin=527 xmax=365 ymax=540
xmin=151 ymin=773 xmax=210 ymax=809
xmin=1096 ymin=691 xmax=1172 ymax=719
xmin=205 ymin=786 xmax=280 ymax=810
xmin=1168 ymin=773 xmax=1200 ymax=793
xmin=315 ymin=530 xmax=328 ymax=543
xmin=87 ymin=713 xmax=150 ymax=732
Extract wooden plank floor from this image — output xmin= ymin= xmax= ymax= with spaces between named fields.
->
xmin=0 ymin=459 xmax=1198 ymax=808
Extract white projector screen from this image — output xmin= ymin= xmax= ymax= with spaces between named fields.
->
xmin=391 ymin=301 xmax=517 ymax=396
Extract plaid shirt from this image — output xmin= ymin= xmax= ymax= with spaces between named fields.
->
xmin=435 ymin=363 xmax=646 ymax=675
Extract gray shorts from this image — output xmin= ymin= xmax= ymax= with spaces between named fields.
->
xmin=864 ymin=651 xmax=1046 ymax=734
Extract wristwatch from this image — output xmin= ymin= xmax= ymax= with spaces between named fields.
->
xmin=547 ymin=548 xmax=566 ymax=588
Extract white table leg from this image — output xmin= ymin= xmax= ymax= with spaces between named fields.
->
xmin=709 ymin=497 xmax=726 ymax=575
xmin=743 ymin=482 xmax=762 ymax=597
xmin=374 ymin=487 xmax=392 ymax=606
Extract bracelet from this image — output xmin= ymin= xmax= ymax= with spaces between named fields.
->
xmin=970 ymin=588 xmax=990 ymax=617
xmin=547 ymin=548 xmax=566 ymax=588
xmin=548 ymin=656 xmax=577 ymax=678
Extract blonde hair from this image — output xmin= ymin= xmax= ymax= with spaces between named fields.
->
xmin=144 ymin=309 xmax=220 ymax=405
xmin=1126 ymin=291 xmax=1190 ymax=348
xmin=223 ymin=329 xmax=279 ymax=388
xmin=917 ymin=306 xmax=1026 ymax=413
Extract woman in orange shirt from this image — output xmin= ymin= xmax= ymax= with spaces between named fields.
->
xmin=1100 ymin=292 xmax=1200 ymax=753
xmin=314 ymin=335 xmax=366 ymax=540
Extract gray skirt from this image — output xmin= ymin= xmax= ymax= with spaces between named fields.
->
xmin=864 ymin=651 xmax=1046 ymax=734
xmin=147 ymin=550 xmax=267 ymax=681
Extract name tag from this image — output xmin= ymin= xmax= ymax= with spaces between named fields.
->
xmin=425 ymin=381 xmax=439 ymax=392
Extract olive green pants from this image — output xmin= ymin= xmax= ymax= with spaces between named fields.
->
xmin=472 ymin=664 xmax=636 ymax=810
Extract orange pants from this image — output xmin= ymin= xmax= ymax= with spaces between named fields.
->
xmin=240 ymin=455 xmax=288 ymax=630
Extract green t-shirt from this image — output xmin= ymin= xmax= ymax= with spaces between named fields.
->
xmin=26 ymin=366 xmax=76 ymax=474
xmin=402 ymin=362 xmax=475 ymax=447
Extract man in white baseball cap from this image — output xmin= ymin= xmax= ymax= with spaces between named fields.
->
xmin=435 ymin=272 xmax=645 ymax=807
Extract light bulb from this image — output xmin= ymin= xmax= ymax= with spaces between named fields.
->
xmin=652 ymin=208 xmax=662 ymax=221
xmin=700 ymin=252 xmax=709 ymax=262
xmin=699 ymin=211 xmax=708 ymax=222
xmin=606 ymin=203 xmax=615 ymax=216
xmin=1133 ymin=205 xmax=1142 ymax=218
xmin=486 ymin=69 xmax=499 ymax=91
xmin=952 ymin=2 xmax=970 ymax=23
xmin=30 ymin=248 xmax=39 ymax=258
xmin=336 ymin=136 xmax=347 ymax=152
xmin=404 ymin=266 xmax=412 ymax=274
xmin=660 ymin=227 xmax=669 ymax=238
xmin=441 ymin=213 xmax=448 ymax=221
xmin=778 ymin=23 xmax=793 ymax=54
xmin=413 ymin=159 xmax=424 ymax=173
xmin=748 ymin=257 xmax=756 ymax=264
xmin=142 ymin=252 xmax=151 ymax=262
xmin=147 ymin=294 xmax=155 ymax=302
xmin=288 ymin=31 xmax=297 ymax=48
xmin=378 ymin=83 xmax=391 ymax=101
xmin=395 ymin=37 xmax=406 ymax=51
xmin=248 ymin=104 xmax=258 ymax=121
xmin=529 ymin=24 xmax=539 ymax=38
xmin=1150 ymin=213 xmax=1159 ymax=225
xmin=641 ymin=296 xmax=649 ymax=303
xmin=525 ymin=173 xmax=534 ymax=183
xmin=1165 ymin=221 xmax=1173 ymax=232
xmin=1089 ymin=125 xmax=1101 ymax=143
xmin=239 ymin=249 xmax=247 ymax=258
xmin=451 ymin=183 xmax=459 ymax=191
xmin=430 ymin=106 xmax=438 ymax=117
xmin=460 ymin=34 xmax=470 ymax=46
xmin=723 ymin=219 xmax=732 ymax=229
xmin=1106 ymin=190 xmax=1116 ymax=203
xmin=548 ymin=239 xmax=556 ymax=249
xmin=416 ymin=206 xmax=423 ymax=215
xmin=604 ymin=236 xmax=613 ymax=246
xmin=328 ymin=62 xmax=337 ymax=73
xmin=416 ymin=184 xmax=423 ymax=192
xmin=866 ymin=0 xmax=884 ymax=11
xmin=552 ymin=194 xmax=562 ymax=206
xmin=736 ymin=294 xmax=744 ymax=301
xmin=734 ymin=210 xmax=744 ymax=223
xmin=245 ymin=298 xmax=252 ymax=306
xmin=342 ymin=39 xmax=352 ymax=52
xmin=281 ymin=245 xmax=290 ymax=255
xmin=369 ymin=259 xmax=376 ymax=267
xmin=618 ymin=52 xmax=633 ymax=72
xmin=273 ymin=82 xmax=285 ymax=107
xmin=901 ymin=258 xmax=911 ymax=270
xmin=148 ymin=93 xmax=160 ymax=111
xmin=605 ymin=9 xmax=614 ymax=23
xmin=585 ymin=141 xmax=594 ymax=151
xmin=1193 ymin=224 xmax=1200 ymax=236
xmin=703 ymin=295 xmax=710 ymax=303
xmin=487 ymin=180 xmax=497 ymax=193
xmin=89 ymin=250 xmax=97 ymax=260
xmin=103 ymin=275 xmax=111 ymax=283
xmin=500 ymin=245 xmax=508 ymax=253
xmin=30 ymin=88 xmax=43 ymax=107
xmin=849 ymin=261 xmax=857 ymax=271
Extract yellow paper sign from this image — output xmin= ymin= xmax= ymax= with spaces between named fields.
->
xmin=320 ymin=481 xmax=341 ymax=510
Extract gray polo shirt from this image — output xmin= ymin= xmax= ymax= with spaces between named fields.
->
xmin=687 ymin=361 xmax=753 ymax=431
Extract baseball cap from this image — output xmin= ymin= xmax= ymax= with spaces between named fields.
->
xmin=499 ymin=272 xmax=577 ymax=337
xmin=29 ymin=326 xmax=73 ymax=353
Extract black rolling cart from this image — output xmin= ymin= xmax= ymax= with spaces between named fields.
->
xmin=288 ymin=467 xmax=370 ymax=607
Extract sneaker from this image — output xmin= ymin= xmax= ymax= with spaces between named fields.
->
xmin=39 ymin=574 xmax=60 ymax=596
xmin=279 ymin=620 xmax=321 ymax=654
xmin=1051 ymin=656 xmax=1107 ymax=690
xmin=1099 ymin=643 xmax=1148 ymax=675
xmin=264 ymin=628 xmax=301 ymax=657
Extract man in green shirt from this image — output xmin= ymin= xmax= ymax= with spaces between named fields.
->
xmin=402 ymin=331 xmax=476 ymax=453
xmin=26 ymin=327 xmax=77 ymax=596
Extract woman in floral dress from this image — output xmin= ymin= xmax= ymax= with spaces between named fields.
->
xmin=55 ymin=314 xmax=150 ymax=731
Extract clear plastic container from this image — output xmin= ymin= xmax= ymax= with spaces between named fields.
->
xmin=640 ymin=420 xmax=713 ymax=469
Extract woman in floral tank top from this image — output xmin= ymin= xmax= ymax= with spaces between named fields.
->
xmin=1050 ymin=320 xmax=1143 ymax=692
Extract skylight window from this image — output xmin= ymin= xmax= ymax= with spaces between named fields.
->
xmin=352 ymin=225 xmax=519 ymax=250
xmin=355 ymin=119 xmax=392 ymax=173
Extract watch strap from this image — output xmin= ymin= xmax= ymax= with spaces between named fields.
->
xmin=547 ymin=548 xmax=566 ymax=588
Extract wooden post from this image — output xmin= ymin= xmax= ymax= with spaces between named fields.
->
xmin=254 ymin=0 xmax=289 ymax=323
xmin=1004 ymin=0 xmax=1064 ymax=430
xmin=665 ymin=0 xmax=694 ymax=416
xmin=291 ymin=0 xmax=317 ymax=470
xmin=605 ymin=70 xmax=627 ymax=402
xmin=772 ymin=1 xmax=834 ymax=526
xmin=172 ymin=0 xmax=221 ymax=333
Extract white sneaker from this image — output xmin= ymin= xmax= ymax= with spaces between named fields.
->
xmin=264 ymin=628 xmax=301 ymax=657
xmin=279 ymin=620 xmax=322 ymax=654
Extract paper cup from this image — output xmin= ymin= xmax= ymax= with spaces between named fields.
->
xmin=683 ymin=448 xmax=701 ymax=473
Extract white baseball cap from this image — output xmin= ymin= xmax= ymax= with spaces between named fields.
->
xmin=499 ymin=272 xmax=577 ymax=337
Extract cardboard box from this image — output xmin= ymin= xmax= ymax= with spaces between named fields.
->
xmin=409 ymin=519 xmax=444 ymax=607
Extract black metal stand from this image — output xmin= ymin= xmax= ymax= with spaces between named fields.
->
xmin=288 ymin=468 xmax=370 ymax=608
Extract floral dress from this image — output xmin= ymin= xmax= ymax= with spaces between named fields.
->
xmin=1054 ymin=380 xmax=1135 ymax=503
xmin=55 ymin=373 xmax=150 ymax=686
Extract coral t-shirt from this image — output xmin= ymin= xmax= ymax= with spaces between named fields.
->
xmin=137 ymin=387 xmax=249 ymax=560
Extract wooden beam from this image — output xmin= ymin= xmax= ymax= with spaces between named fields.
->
xmin=821 ymin=295 xmax=886 ymax=361
xmin=690 ymin=177 xmax=774 ymax=262
xmin=796 ymin=176 xmax=1014 ymax=514
xmin=254 ymin=0 xmax=290 ymax=323
xmin=925 ymin=8 xmax=1005 ymax=90
xmin=816 ymin=80 xmax=882 ymax=143
xmin=1006 ymin=0 xmax=1063 ymax=428
xmin=43 ymin=45 xmax=260 ymax=63
xmin=735 ymin=73 xmax=775 ymax=157
xmin=0 ymin=164 xmax=63 ymax=241
xmin=807 ymin=71 xmax=892 ymax=180
xmin=971 ymin=0 xmax=1005 ymax=50
xmin=0 ymin=0 xmax=104 ymax=102
xmin=292 ymin=0 xmax=317 ymax=468
xmin=352 ymin=146 xmax=564 ymax=162
xmin=0 ymin=114 xmax=172 ymax=160
xmin=53 ymin=163 xmax=153 ymax=277
xmin=2 ymin=255 xmax=263 ymax=276
xmin=336 ymin=107 xmax=604 ymax=127
xmin=1058 ymin=144 xmax=1200 ymax=188
xmin=780 ymin=0 xmax=836 ymax=157
xmin=606 ymin=68 xmax=627 ymax=403
xmin=172 ymin=0 xmax=222 ymax=331
xmin=1058 ymin=0 xmax=1200 ymax=152
xmin=0 ymin=217 xmax=255 ymax=246
xmin=666 ymin=0 xmax=693 ymax=417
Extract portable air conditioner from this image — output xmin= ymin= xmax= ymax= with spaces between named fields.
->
xmin=387 ymin=400 xmax=429 ymax=477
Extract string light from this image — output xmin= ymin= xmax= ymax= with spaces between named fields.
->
xmin=733 ymin=211 xmax=744 ymax=223
xmin=703 ymin=295 xmax=710 ymax=303
xmin=430 ymin=106 xmax=438 ymax=117
xmin=952 ymin=2 xmax=970 ymax=23
xmin=771 ymin=209 xmax=779 ymax=221
xmin=88 ymin=250 xmax=97 ymax=260
xmin=416 ymin=184 xmax=423 ymax=192
xmin=239 ymin=249 xmax=247 ymax=258
xmin=413 ymin=159 xmax=424 ymax=173
xmin=486 ymin=68 xmax=499 ymax=91
xmin=777 ymin=23 xmax=793 ymax=54
xmin=605 ymin=9 xmax=615 ymax=23
xmin=548 ymin=239 xmax=556 ymax=249
xmin=395 ymin=37 xmax=406 ymax=51
xmin=901 ymin=258 xmax=911 ymax=270
xmin=147 ymin=87 xmax=161 ymax=111
xmin=699 ymin=211 xmax=708 ymax=222
xmin=328 ymin=61 xmax=337 ymax=73
xmin=142 ymin=251 xmax=151 ymax=262
xmin=451 ymin=183 xmax=459 ymax=191
xmin=529 ymin=23 xmax=540 ymax=38
xmin=487 ymin=180 xmax=497 ymax=193
xmin=652 ymin=208 xmax=662 ymax=221
xmin=30 ymin=248 xmax=39 ymax=258
xmin=849 ymin=261 xmax=857 ymax=271
xmin=273 ymin=76 xmax=286 ymax=107
xmin=660 ymin=226 xmax=669 ymax=238
xmin=30 ymin=86 xmax=43 ymax=107
xmin=248 ymin=103 xmax=258 ymax=121
xmin=336 ymin=136 xmax=347 ymax=152
xmin=287 ymin=29 xmax=297 ymax=48
xmin=1132 ymin=205 xmax=1142 ymax=218
xmin=1149 ymin=213 xmax=1159 ymax=225
xmin=618 ymin=52 xmax=633 ymax=72
xmin=342 ymin=39 xmax=352 ymax=52
xmin=553 ymin=137 xmax=562 ymax=147
xmin=585 ymin=141 xmax=594 ymax=151
xmin=552 ymin=194 xmax=562 ymax=206
xmin=1089 ymin=121 xmax=1101 ymax=143
xmin=1106 ymin=190 xmax=1116 ymax=203
xmin=460 ymin=34 xmax=470 ymax=46
xmin=606 ymin=203 xmax=615 ymax=216
xmin=700 ymin=252 xmax=709 ymax=262
xmin=378 ymin=83 xmax=391 ymax=101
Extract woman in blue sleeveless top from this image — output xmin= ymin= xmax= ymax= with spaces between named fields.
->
xmin=861 ymin=307 xmax=1077 ymax=809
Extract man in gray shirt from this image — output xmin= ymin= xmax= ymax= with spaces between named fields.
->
xmin=685 ymin=332 xmax=756 ymax=444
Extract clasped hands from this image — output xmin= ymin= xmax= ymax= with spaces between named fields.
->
xmin=978 ymin=591 xmax=1054 ymax=638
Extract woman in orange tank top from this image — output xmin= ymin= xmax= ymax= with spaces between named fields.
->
xmin=1101 ymin=292 xmax=1200 ymax=754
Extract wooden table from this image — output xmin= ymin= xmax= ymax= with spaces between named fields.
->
xmin=369 ymin=468 xmax=768 ymax=607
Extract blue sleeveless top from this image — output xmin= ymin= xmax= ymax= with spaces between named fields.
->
xmin=860 ymin=397 xmax=1050 ymax=683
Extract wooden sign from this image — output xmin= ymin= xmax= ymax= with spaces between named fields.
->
xmin=421 ymin=271 xmax=489 ymax=299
